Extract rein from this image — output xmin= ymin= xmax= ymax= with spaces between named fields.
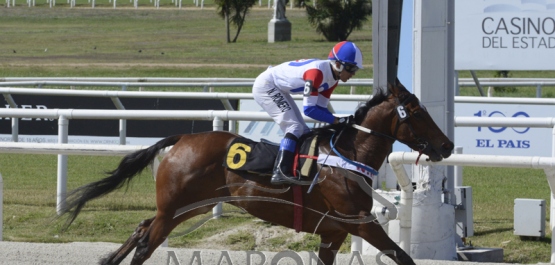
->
xmin=329 ymin=132 xmax=379 ymax=176
xmin=307 ymin=127 xmax=378 ymax=194
xmin=307 ymin=127 xmax=347 ymax=194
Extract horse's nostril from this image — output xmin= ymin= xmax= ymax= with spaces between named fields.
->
xmin=442 ymin=142 xmax=454 ymax=151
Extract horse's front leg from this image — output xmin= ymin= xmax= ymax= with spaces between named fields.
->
xmin=355 ymin=222 xmax=415 ymax=265
xmin=316 ymin=231 xmax=348 ymax=265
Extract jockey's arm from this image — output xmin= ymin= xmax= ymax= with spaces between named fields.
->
xmin=301 ymin=69 xmax=338 ymax=124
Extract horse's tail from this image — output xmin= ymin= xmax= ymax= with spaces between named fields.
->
xmin=59 ymin=134 xmax=183 ymax=230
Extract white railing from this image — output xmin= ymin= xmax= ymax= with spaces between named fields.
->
xmin=3 ymin=108 xmax=553 ymax=192
xmin=2 ymin=77 xmax=554 ymax=97
xmin=3 ymin=91 xmax=555 ymax=210
xmin=0 ymin=142 xmax=152 ymax=156
xmin=0 ymin=79 xmax=372 ymax=93
xmin=0 ymin=77 xmax=258 ymax=82
xmin=0 ymin=109 xmax=312 ymax=244
xmin=388 ymin=152 xmax=555 ymax=263
xmin=11 ymin=0 xmax=187 ymax=8
xmin=0 ymin=87 xmax=370 ymax=101
xmin=456 ymin=76 xmax=555 ymax=98
xmin=11 ymin=0 xmax=279 ymax=8
xmin=2 ymin=77 xmax=554 ymax=83
xmin=4 ymin=87 xmax=555 ymax=152
xmin=0 ymin=88 xmax=370 ymax=144
xmin=0 ymin=109 xmax=295 ymax=214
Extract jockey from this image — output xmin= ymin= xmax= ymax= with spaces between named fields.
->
xmin=252 ymin=41 xmax=363 ymax=185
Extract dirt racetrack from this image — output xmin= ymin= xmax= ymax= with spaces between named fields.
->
xmin=0 ymin=241 xmax=543 ymax=265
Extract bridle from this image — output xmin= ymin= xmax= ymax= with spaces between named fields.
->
xmin=350 ymin=92 xmax=430 ymax=164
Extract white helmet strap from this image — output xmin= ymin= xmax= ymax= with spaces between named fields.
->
xmin=330 ymin=60 xmax=343 ymax=72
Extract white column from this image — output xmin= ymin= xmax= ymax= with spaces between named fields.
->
xmin=371 ymin=0 xmax=390 ymax=91
xmin=410 ymin=0 xmax=457 ymax=260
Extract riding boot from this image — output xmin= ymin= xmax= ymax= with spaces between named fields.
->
xmin=271 ymin=133 xmax=298 ymax=185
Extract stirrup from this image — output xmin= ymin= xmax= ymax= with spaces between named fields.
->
xmin=271 ymin=173 xmax=299 ymax=185
xmin=270 ymin=170 xmax=317 ymax=186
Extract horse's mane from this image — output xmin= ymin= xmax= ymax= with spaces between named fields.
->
xmin=311 ymin=91 xmax=388 ymax=137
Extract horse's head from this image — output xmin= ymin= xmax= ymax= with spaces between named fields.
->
xmin=373 ymin=79 xmax=454 ymax=162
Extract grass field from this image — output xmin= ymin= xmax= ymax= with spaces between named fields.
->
xmin=1 ymin=5 xmax=555 ymax=264
xmin=0 ymin=4 xmax=372 ymax=78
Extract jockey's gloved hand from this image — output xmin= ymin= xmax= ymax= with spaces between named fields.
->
xmin=336 ymin=115 xmax=354 ymax=125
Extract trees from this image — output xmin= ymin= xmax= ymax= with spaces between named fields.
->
xmin=214 ymin=0 xmax=371 ymax=43
xmin=305 ymin=0 xmax=372 ymax=41
xmin=215 ymin=0 xmax=258 ymax=43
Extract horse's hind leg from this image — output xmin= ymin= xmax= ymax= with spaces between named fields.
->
xmin=130 ymin=206 xmax=215 ymax=265
xmin=99 ymin=217 xmax=155 ymax=265
xmin=316 ymin=231 xmax=348 ymax=265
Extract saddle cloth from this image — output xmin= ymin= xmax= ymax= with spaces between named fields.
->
xmin=222 ymin=136 xmax=318 ymax=233
xmin=222 ymin=135 xmax=319 ymax=177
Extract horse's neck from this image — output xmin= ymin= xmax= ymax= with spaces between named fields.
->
xmin=346 ymin=105 xmax=397 ymax=170
xmin=353 ymin=130 xmax=394 ymax=170
xmin=332 ymin=100 xmax=397 ymax=170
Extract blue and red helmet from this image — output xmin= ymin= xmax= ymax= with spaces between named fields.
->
xmin=328 ymin=41 xmax=363 ymax=73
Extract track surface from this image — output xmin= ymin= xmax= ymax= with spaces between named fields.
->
xmin=0 ymin=241 xmax=538 ymax=265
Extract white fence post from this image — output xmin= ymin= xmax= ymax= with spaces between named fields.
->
xmin=350 ymin=236 xmax=362 ymax=253
xmin=56 ymin=116 xmax=69 ymax=215
xmin=11 ymin=117 xmax=18 ymax=142
xmin=212 ymin=117 xmax=224 ymax=219
xmin=119 ymin=119 xmax=126 ymax=145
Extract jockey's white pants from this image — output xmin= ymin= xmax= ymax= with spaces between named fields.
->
xmin=252 ymin=69 xmax=310 ymax=139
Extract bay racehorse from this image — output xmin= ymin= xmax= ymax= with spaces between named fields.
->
xmin=59 ymin=79 xmax=453 ymax=265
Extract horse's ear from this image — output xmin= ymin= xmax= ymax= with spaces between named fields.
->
xmin=392 ymin=78 xmax=408 ymax=93
xmin=373 ymin=86 xmax=390 ymax=97
xmin=385 ymin=82 xmax=395 ymax=96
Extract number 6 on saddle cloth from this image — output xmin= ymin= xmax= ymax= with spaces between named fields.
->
xmin=223 ymin=136 xmax=319 ymax=179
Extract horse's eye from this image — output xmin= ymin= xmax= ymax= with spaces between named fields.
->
xmin=413 ymin=111 xmax=422 ymax=118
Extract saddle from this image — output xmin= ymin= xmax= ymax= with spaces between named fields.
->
xmin=222 ymin=135 xmax=319 ymax=178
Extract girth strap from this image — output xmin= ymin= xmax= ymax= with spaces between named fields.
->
xmin=293 ymin=151 xmax=304 ymax=233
